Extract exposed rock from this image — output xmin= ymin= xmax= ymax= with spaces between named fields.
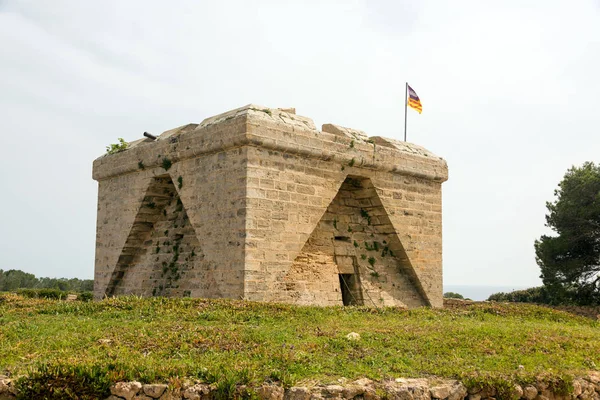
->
xmin=143 ymin=384 xmax=168 ymax=398
xmin=512 ymin=384 xmax=523 ymax=399
xmin=182 ymin=384 xmax=211 ymax=400
xmin=0 ymin=377 xmax=15 ymax=396
xmin=447 ymin=382 xmax=467 ymax=400
xmin=353 ymin=378 xmax=374 ymax=387
xmin=284 ymin=386 xmax=311 ymax=400
xmin=7 ymin=375 xmax=600 ymax=400
xmin=430 ymin=384 xmax=451 ymax=399
xmin=160 ymin=388 xmax=182 ymax=400
xmin=321 ymin=385 xmax=345 ymax=398
xmin=111 ymin=381 xmax=143 ymax=400
xmin=588 ymin=372 xmax=600 ymax=385
xmin=159 ymin=389 xmax=183 ymax=400
xmin=0 ymin=377 xmax=15 ymax=399
xmin=522 ymin=385 xmax=538 ymax=400
xmin=572 ymin=379 xmax=583 ymax=397
xmin=256 ymin=384 xmax=284 ymax=400
xmin=346 ymin=332 xmax=360 ymax=341
xmin=132 ymin=394 xmax=154 ymax=400
xmin=580 ymin=380 xmax=598 ymax=400
xmin=384 ymin=379 xmax=430 ymax=400
xmin=342 ymin=385 xmax=366 ymax=399
xmin=467 ymin=386 xmax=481 ymax=395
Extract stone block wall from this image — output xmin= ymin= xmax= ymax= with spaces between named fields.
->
xmin=4 ymin=374 xmax=600 ymax=400
xmin=93 ymin=105 xmax=448 ymax=307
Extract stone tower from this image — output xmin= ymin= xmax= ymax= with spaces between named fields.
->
xmin=93 ymin=105 xmax=448 ymax=307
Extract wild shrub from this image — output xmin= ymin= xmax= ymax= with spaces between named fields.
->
xmin=15 ymin=364 xmax=111 ymax=400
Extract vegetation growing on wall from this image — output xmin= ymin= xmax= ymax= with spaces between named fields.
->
xmin=105 ymin=138 xmax=128 ymax=155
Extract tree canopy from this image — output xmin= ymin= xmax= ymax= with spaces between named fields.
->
xmin=443 ymin=292 xmax=465 ymax=299
xmin=0 ymin=269 xmax=93 ymax=292
xmin=534 ymin=161 xmax=600 ymax=305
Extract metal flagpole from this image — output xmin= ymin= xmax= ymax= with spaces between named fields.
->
xmin=404 ymin=82 xmax=408 ymax=142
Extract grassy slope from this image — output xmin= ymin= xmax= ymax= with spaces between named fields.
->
xmin=0 ymin=294 xmax=599 ymax=388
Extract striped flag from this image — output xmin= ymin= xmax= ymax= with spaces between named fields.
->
xmin=407 ymin=85 xmax=422 ymax=114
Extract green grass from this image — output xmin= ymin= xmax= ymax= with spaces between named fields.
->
xmin=0 ymin=294 xmax=598 ymax=393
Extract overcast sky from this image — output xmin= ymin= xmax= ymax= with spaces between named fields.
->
xmin=0 ymin=1 xmax=598 ymax=289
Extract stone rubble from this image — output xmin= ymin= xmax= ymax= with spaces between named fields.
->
xmin=1 ymin=375 xmax=600 ymax=400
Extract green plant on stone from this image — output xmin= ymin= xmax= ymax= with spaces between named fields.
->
xmin=162 ymin=157 xmax=172 ymax=171
xmin=105 ymin=138 xmax=128 ymax=155
xmin=364 ymin=241 xmax=379 ymax=251
xmin=349 ymin=140 xmax=354 ymax=148
xmin=381 ymin=246 xmax=390 ymax=257
xmin=370 ymin=271 xmax=380 ymax=278
xmin=333 ymin=218 xmax=338 ymax=230
xmin=138 ymin=161 xmax=145 ymax=170
xmin=360 ymin=208 xmax=372 ymax=225
xmin=348 ymin=158 xmax=355 ymax=167
xmin=361 ymin=254 xmax=367 ymax=260
xmin=368 ymin=257 xmax=376 ymax=267
xmin=353 ymin=240 xmax=359 ymax=248
xmin=177 ymin=176 xmax=183 ymax=189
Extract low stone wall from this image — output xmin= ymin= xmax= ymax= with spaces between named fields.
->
xmin=2 ymin=375 xmax=600 ymax=400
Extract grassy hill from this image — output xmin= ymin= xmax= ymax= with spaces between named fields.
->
xmin=0 ymin=294 xmax=599 ymax=396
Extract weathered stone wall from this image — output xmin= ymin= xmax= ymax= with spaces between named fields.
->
xmin=3 ymin=374 xmax=600 ymax=400
xmin=93 ymin=105 xmax=448 ymax=307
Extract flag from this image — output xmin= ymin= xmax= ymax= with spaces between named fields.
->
xmin=407 ymin=84 xmax=422 ymax=114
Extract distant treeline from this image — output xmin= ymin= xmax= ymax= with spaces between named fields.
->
xmin=488 ymin=285 xmax=599 ymax=306
xmin=0 ymin=269 xmax=93 ymax=292
xmin=487 ymin=287 xmax=551 ymax=304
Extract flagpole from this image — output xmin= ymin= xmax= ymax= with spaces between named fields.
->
xmin=404 ymin=82 xmax=408 ymax=142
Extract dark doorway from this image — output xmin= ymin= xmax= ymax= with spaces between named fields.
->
xmin=339 ymin=274 xmax=363 ymax=306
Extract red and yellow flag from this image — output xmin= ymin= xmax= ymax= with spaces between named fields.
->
xmin=407 ymin=84 xmax=422 ymax=114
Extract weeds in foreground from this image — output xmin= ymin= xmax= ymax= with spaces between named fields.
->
xmin=0 ymin=295 xmax=598 ymax=397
